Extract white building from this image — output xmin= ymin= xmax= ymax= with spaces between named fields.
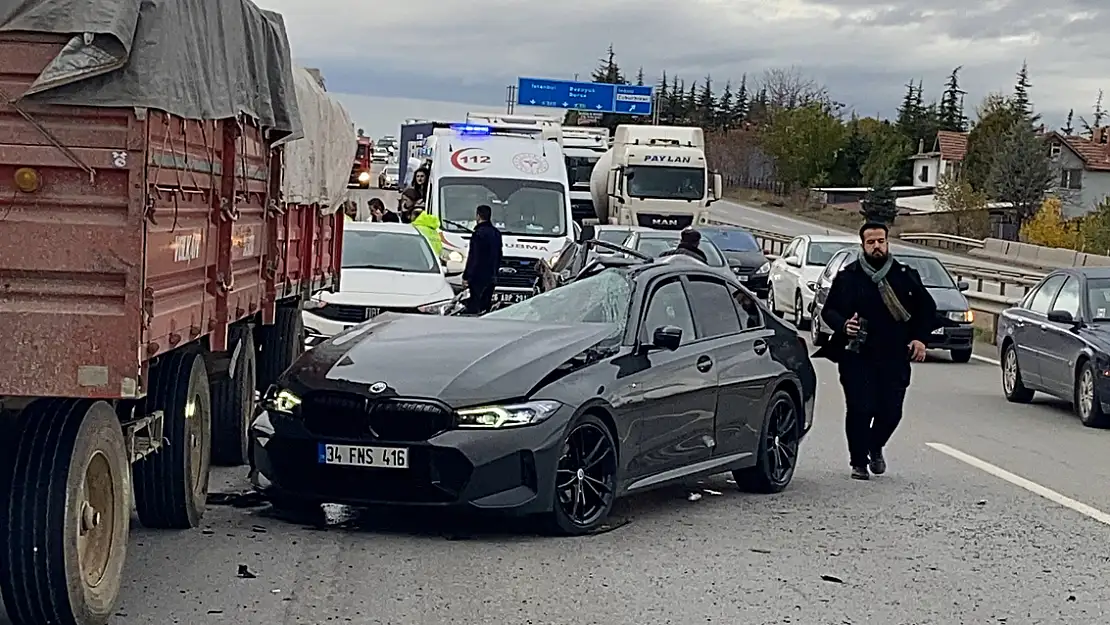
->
xmin=908 ymin=130 xmax=968 ymax=187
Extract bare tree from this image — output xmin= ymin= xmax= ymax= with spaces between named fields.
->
xmin=757 ymin=66 xmax=830 ymax=110
xmin=988 ymin=122 xmax=1056 ymax=224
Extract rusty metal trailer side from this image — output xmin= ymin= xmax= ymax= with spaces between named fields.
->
xmin=0 ymin=32 xmax=339 ymax=400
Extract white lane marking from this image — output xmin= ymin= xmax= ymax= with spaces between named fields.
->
xmin=971 ymin=353 xmax=1000 ymax=366
xmin=926 ymin=442 xmax=1110 ymax=526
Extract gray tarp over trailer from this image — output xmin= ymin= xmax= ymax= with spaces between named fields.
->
xmin=0 ymin=0 xmax=303 ymax=141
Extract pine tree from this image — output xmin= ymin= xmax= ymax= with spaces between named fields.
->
xmin=696 ymin=75 xmax=715 ymax=125
xmin=635 ymin=67 xmax=644 ymax=86
xmin=717 ymin=81 xmax=733 ymax=130
xmin=1080 ymin=90 xmax=1105 ymax=137
xmin=668 ymin=77 xmax=683 ymax=123
xmin=1012 ymin=61 xmax=1032 ymax=118
xmin=656 ymin=72 xmax=669 ymax=121
xmin=732 ymin=74 xmax=749 ymax=124
xmin=938 ymin=66 xmax=967 ymax=131
xmin=1062 ymin=109 xmax=1074 ymax=135
xmin=862 ymin=178 xmax=898 ymax=224
xmin=591 ymin=44 xmax=623 ymax=84
xmin=895 ymin=81 xmax=918 ymax=137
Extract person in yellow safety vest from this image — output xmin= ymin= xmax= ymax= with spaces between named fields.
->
xmin=410 ymin=207 xmax=443 ymax=257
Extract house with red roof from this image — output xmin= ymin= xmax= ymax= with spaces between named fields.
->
xmin=1046 ymin=127 xmax=1110 ymax=217
xmin=908 ymin=130 xmax=967 ymax=188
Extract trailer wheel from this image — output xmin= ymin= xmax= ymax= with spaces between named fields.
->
xmin=256 ymin=302 xmax=304 ymax=391
xmin=211 ymin=324 xmax=256 ymax=466
xmin=134 ymin=351 xmax=212 ymax=529
xmin=1 ymin=399 xmax=130 ymax=625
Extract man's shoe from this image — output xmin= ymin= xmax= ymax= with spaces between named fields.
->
xmin=850 ymin=465 xmax=869 ymax=480
xmin=869 ymin=452 xmax=887 ymax=475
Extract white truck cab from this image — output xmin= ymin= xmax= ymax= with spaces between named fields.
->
xmin=589 ymin=124 xmax=723 ymax=230
xmin=419 ymin=116 xmax=576 ymax=306
xmin=561 ymin=126 xmax=610 ymax=225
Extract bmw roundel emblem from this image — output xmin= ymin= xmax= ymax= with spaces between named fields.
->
xmin=368 ymin=382 xmax=387 ymax=394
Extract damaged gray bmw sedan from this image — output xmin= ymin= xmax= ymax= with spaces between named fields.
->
xmin=249 ymin=255 xmax=817 ymax=534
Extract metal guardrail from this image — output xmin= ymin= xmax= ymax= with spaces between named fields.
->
xmin=719 ymin=222 xmax=1045 ymax=298
xmin=900 ymin=232 xmax=985 ymax=252
xmin=709 ymin=221 xmax=1030 ymax=342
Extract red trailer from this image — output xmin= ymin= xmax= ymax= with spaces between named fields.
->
xmin=0 ymin=6 xmax=352 ymax=624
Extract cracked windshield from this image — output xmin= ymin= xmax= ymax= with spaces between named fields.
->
xmin=3 ymin=1 xmax=1107 ymax=625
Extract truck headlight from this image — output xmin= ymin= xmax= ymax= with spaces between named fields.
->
xmin=948 ymin=310 xmax=973 ymax=322
xmin=456 ymin=400 xmax=562 ymax=428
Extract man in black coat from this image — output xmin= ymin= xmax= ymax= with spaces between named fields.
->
xmin=659 ymin=228 xmax=708 ymax=263
xmin=462 ymin=204 xmax=503 ymax=314
xmin=817 ymin=221 xmax=937 ymax=480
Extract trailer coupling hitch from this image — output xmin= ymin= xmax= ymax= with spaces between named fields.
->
xmin=124 ymin=410 xmax=165 ymax=463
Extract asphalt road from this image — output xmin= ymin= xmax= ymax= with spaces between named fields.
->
xmin=5 ymin=341 xmax=1107 ymax=625
xmin=709 ymin=200 xmax=1034 ymax=298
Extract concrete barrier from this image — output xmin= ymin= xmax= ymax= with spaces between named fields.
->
xmin=970 ymin=237 xmax=1110 ymax=270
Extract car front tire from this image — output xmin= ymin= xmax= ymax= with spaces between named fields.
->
xmin=544 ymin=413 xmax=618 ymax=536
xmin=950 ymin=348 xmax=972 ymax=363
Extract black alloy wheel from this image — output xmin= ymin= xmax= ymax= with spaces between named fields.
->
xmin=548 ymin=414 xmax=618 ymax=535
xmin=734 ymin=389 xmax=800 ymax=494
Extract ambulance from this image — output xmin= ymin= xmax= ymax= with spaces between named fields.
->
xmin=418 ymin=117 xmax=576 ymax=306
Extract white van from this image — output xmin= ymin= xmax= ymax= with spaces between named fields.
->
xmin=419 ymin=119 xmax=576 ymax=306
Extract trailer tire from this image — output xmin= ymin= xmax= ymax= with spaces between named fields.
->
xmin=256 ymin=302 xmax=304 ymax=391
xmin=1 ymin=399 xmax=130 ymax=625
xmin=211 ymin=325 xmax=256 ymax=466
xmin=134 ymin=351 xmax=212 ymax=529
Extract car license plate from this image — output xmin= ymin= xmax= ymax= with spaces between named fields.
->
xmin=493 ymin=292 xmax=529 ymax=304
xmin=317 ymin=443 xmax=409 ymax=469
xmin=737 ymin=275 xmax=748 ymax=281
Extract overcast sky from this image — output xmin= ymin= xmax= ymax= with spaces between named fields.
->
xmin=258 ymin=0 xmax=1106 ymax=137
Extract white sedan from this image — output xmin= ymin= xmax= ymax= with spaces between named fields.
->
xmin=767 ymin=234 xmax=855 ymax=328
xmin=303 ymin=222 xmax=457 ymax=344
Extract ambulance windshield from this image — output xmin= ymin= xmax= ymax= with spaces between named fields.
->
xmin=438 ymin=177 xmax=567 ymax=237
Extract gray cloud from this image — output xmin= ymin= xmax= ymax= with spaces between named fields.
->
xmin=259 ymin=0 xmax=1107 ymax=127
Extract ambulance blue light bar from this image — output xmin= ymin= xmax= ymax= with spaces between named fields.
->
xmin=450 ymin=124 xmax=491 ymax=136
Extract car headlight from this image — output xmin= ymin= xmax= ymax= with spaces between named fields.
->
xmin=261 ymin=386 xmax=301 ymax=413
xmin=948 ymin=310 xmax=973 ymax=322
xmin=444 ymin=249 xmax=464 ymax=263
xmin=456 ymin=400 xmax=562 ymax=428
xmin=416 ymin=299 xmax=453 ymax=315
xmin=358 ymin=171 xmax=371 ymax=182
xmin=756 ymin=262 xmax=770 ymax=274
xmin=546 ymin=250 xmax=562 ymax=267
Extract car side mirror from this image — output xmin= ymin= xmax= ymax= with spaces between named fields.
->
xmin=709 ymin=172 xmax=723 ymax=203
xmin=580 ymin=224 xmax=595 ymax=242
xmin=785 ymin=256 xmax=801 ymax=268
xmin=649 ymin=325 xmax=682 ymax=351
xmin=957 ymin=280 xmax=969 ymax=291
xmin=1047 ymin=309 xmax=1075 ymax=324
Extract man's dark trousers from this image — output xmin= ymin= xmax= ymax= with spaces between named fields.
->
xmin=464 ymin=282 xmax=495 ymax=314
xmin=838 ymin=354 xmax=909 ymax=467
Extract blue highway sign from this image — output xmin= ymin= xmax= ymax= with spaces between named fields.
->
xmin=517 ymin=77 xmax=652 ymax=116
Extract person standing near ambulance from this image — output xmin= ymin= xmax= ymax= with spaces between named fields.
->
xmin=462 ymin=204 xmax=502 ymax=314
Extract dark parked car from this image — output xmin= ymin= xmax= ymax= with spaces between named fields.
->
xmin=249 ymin=254 xmax=817 ymax=534
xmin=697 ymin=226 xmax=771 ymax=298
xmin=619 ymin=229 xmax=736 ymax=280
xmin=997 ymin=267 xmax=1110 ymax=427
xmin=810 ymin=248 xmax=974 ymax=362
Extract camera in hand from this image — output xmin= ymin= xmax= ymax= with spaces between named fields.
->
xmin=846 ymin=317 xmax=868 ymax=353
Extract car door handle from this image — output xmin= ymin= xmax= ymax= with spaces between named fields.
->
xmin=696 ymin=356 xmax=713 ymax=373
xmin=753 ymin=339 xmax=767 ymax=355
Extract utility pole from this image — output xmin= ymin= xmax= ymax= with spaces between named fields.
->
xmin=505 ymin=85 xmax=516 ymax=114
